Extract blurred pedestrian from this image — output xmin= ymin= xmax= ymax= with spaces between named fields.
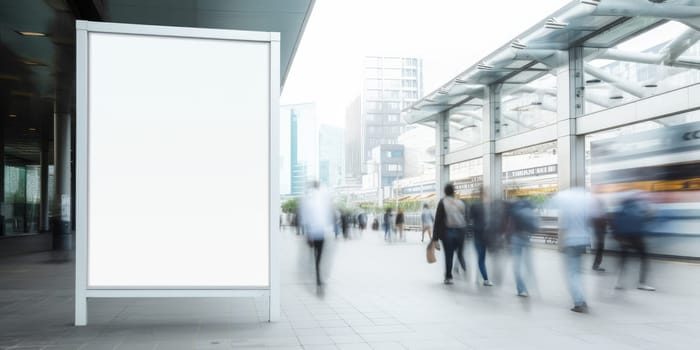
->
xmin=341 ymin=211 xmax=349 ymax=239
xmin=432 ymin=183 xmax=468 ymax=285
xmin=508 ymin=197 xmax=538 ymax=297
xmin=591 ymin=197 xmax=608 ymax=272
xmin=484 ymin=198 xmax=508 ymax=285
xmin=294 ymin=207 xmax=304 ymax=236
xmin=471 ymin=188 xmax=494 ymax=286
xmin=550 ymin=188 xmax=595 ymax=313
xmin=396 ymin=209 xmax=405 ymax=241
xmin=383 ymin=208 xmax=394 ymax=241
xmin=611 ymin=191 xmax=656 ymax=291
xmin=358 ymin=212 xmax=367 ymax=233
xmin=299 ymin=181 xmax=333 ymax=292
xmin=421 ymin=204 xmax=433 ymax=242
xmin=334 ymin=209 xmax=342 ymax=239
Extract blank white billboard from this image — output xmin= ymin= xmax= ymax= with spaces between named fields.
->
xmin=87 ymin=32 xmax=270 ymax=288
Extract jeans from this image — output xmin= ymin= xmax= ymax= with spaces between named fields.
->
xmin=511 ymin=234 xmax=531 ymax=294
xmin=384 ymin=224 xmax=392 ymax=241
xmin=309 ymin=239 xmax=325 ymax=286
xmin=592 ymin=230 xmax=605 ymax=268
xmin=564 ymin=245 xmax=587 ymax=306
xmin=616 ymin=235 xmax=649 ymax=284
xmin=442 ymin=228 xmax=466 ymax=279
xmin=474 ymin=236 xmax=489 ymax=281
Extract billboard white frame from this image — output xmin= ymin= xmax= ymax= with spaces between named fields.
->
xmin=75 ymin=20 xmax=280 ymax=326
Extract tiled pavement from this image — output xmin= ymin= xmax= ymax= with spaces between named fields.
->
xmin=1 ymin=229 xmax=700 ymax=349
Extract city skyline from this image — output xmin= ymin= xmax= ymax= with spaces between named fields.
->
xmin=281 ymin=0 xmax=571 ymax=128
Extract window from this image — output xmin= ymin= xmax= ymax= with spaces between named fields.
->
xmin=384 ymin=58 xmax=401 ymax=67
xmin=403 ymin=90 xmax=416 ymax=99
xmin=365 ymin=79 xmax=380 ymax=89
xmin=384 ymin=79 xmax=401 ymax=89
xmin=402 ymin=80 xmax=417 ymax=89
xmin=385 ymin=102 xmax=400 ymax=112
xmin=384 ymin=90 xmax=400 ymax=99
xmin=386 ymin=150 xmax=403 ymax=158
xmin=402 ymin=69 xmax=416 ymax=77
xmin=383 ymin=68 xmax=401 ymax=79
xmin=386 ymin=114 xmax=399 ymax=122
xmin=386 ymin=164 xmax=402 ymax=172
xmin=365 ymin=89 xmax=381 ymax=99
xmin=365 ymin=101 xmax=380 ymax=111
xmin=365 ymin=68 xmax=380 ymax=78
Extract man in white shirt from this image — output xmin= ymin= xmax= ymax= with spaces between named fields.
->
xmin=300 ymin=181 xmax=333 ymax=290
xmin=550 ymin=187 xmax=596 ymax=313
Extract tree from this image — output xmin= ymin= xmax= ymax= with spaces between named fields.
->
xmin=281 ymin=198 xmax=300 ymax=213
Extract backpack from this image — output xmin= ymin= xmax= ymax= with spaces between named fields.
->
xmin=511 ymin=200 xmax=539 ymax=233
xmin=612 ymin=198 xmax=648 ymax=236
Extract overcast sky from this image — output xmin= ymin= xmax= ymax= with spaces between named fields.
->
xmin=281 ymin=0 xmax=572 ymax=127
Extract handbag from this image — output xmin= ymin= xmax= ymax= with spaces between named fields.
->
xmin=426 ymin=241 xmax=437 ymax=264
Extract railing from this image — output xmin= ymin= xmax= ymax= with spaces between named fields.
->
xmin=399 ymin=212 xmax=560 ymax=243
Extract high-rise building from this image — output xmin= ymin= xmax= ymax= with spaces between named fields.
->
xmin=344 ymin=96 xmax=362 ymax=185
xmin=344 ymin=56 xmax=423 ymax=195
xmin=360 ymin=56 xmax=423 ymax=166
xmin=318 ymin=125 xmax=345 ymax=189
xmin=280 ymin=103 xmax=318 ymax=196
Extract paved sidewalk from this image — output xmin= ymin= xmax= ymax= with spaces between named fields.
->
xmin=1 ymin=229 xmax=699 ymax=349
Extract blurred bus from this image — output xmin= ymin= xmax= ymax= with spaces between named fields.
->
xmin=591 ymin=121 xmax=700 ymax=258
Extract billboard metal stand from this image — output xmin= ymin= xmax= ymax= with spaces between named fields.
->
xmin=75 ymin=20 xmax=280 ymax=326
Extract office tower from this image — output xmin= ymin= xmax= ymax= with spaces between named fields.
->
xmin=318 ymin=125 xmax=345 ymax=189
xmin=361 ymin=56 xmax=423 ymax=166
xmin=280 ymin=103 xmax=318 ymax=196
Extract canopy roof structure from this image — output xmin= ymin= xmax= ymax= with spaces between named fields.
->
xmin=1 ymin=0 xmax=315 ymax=163
xmin=403 ymin=0 xmax=700 ymax=124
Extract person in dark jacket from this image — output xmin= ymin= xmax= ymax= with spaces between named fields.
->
xmin=591 ymin=197 xmax=608 ymax=272
xmin=395 ymin=209 xmax=405 ymax=241
xmin=471 ymin=188 xmax=493 ymax=286
xmin=383 ymin=208 xmax=394 ymax=241
xmin=508 ymin=197 xmax=538 ymax=297
xmin=612 ymin=191 xmax=655 ymax=291
xmin=432 ymin=183 xmax=468 ymax=284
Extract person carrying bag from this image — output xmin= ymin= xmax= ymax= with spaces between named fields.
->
xmin=426 ymin=240 xmax=440 ymax=263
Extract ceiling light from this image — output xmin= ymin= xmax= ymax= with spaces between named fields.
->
xmin=0 ymin=74 xmax=20 ymax=81
xmin=16 ymin=31 xmax=47 ymax=37
xmin=511 ymin=39 xmax=527 ymax=50
xmin=609 ymin=95 xmax=624 ymax=100
xmin=545 ymin=17 xmax=568 ymax=30
xmin=586 ymin=79 xmax=601 ymax=84
xmin=28 ymin=128 xmax=37 ymax=131
xmin=477 ymin=63 xmax=494 ymax=71
xmin=22 ymin=60 xmax=46 ymax=66
xmin=9 ymin=114 xmax=17 ymax=118
xmin=459 ymin=125 xmax=476 ymax=130
xmin=644 ymin=83 xmax=658 ymax=88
